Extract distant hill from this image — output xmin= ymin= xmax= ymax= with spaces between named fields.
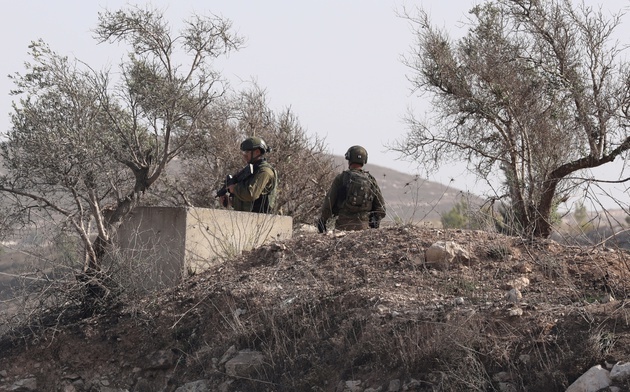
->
xmin=331 ymin=156 xmax=482 ymax=224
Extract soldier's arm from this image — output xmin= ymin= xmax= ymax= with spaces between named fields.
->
xmin=320 ymin=174 xmax=343 ymax=223
xmin=232 ymin=167 xmax=274 ymax=202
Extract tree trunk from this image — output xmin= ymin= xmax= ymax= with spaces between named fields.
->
xmin=80 ymin=191 xmax=139 ymax=311
xmin=531 ymin=178 xmax=560 ymax=238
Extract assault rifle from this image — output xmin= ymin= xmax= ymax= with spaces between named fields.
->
xmin=215 ymin=163 xmax=254 ymax=207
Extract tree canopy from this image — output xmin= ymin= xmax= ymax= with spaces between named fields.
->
xmin=396 ymin=0 xmax=630 ymax=237
xmin=1 ymin=6 xmax=243 ymax=302
xmin=1 ymin=6 xmax=336 ymax=309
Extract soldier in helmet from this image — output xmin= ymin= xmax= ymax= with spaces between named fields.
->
xmin=222 ymin=136 xmax=278 ymax=213
xmin=316 ymin=145 xmax=386 ymax=232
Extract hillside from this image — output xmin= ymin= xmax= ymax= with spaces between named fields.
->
xmin=1 ymin=226 xmax=630 ymax=391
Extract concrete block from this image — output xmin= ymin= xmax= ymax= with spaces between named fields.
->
xmin=114 ymin=207 xmax=292 ymax=288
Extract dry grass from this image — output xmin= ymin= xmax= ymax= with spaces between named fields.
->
xmin=2 ymin=222 xmax=630 ymax=391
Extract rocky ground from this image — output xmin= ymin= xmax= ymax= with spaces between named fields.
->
xmin=1 ymin=225 xmax=630 ymax=391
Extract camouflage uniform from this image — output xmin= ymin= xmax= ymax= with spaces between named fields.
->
xmin=231 ymin=159 xmax=277 ymax=213
xmin=319 ymin=167 xmax=386 ymax=231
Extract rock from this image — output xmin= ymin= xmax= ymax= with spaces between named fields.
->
xmin=224 ymin=350 xmax=265 ymax=378
xmin=611 ymin=361 xmax=630 ymax=382
xmin=388 ymin=379 xmax=401 ymax=391
xmin=565 ymin=365 xmax=611 ymax=392
xmin=507 ymin=308 xmax=523 ymax=317
xmin=504 ymin=277 xmax=530 ymax=291
xmin=174 ymin=380 xmax=210 ymax=392
xmin=505 ymin=288 xmax=522 ymax=304
xmin=10 ymin=377 xmax=37 ymax=391
xmin=497 ymin=382 xmax=517 ymax=392
xmin=61 ymin=381 xmax=77 ymax=392
xmin=344 ymin=380 xmax=362 ymax=392
xmin=519 ymin=354 xmax=530 ymax=365
xmin=425 ymin=241 xmax=470 ymax=270
xmin=218 ymin=345 xmax=237 ymax=366
xmin=513 ymin=262 xmax=532 ymax=273
xmin=296 ymin=224 xmax=318 ymax=233
xmin=144 ymin=350 xmax=176 ymax=370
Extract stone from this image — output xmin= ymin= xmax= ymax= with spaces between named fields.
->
xmin=504 ymin=277 xmax=530 ymax=291
xmin=10 ymin=377 xmax=38 ymax=391
xmin=144 ymin=350 xmax=176 ymax=370
xmin=225 ymin=350 xmax=265 ymax=378
xmin=514 ymin=262 xmax=532 ymax=273
xmin=388 ymin=379 xmax=401 ymax=392
xmin=508 ymin=308 xmax=523 ymax=317
xmin=62 ymin=382 xmax=77 ymax=392
xmin=505 ymin=288 xmax=522 ymax=304
xmin=497 ymin=382 xmax=518 ymax=392
xmin=565 ymin=365 xmax=611 ymax=392
xmin=219 ymin=345 xmax=237 ymax=366
xmin=425 ymin=241 xmax=470 ymax=270
xmin=611 ymin=361 xmax=630 ymax=382
xmin=174 ymin=380 xmax=210 ymax=392
xmin=345 ymin=380 xmax=362 ymax=392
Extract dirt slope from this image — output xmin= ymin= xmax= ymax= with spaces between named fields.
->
xmin=1 ymin=226 xmax=630 ymax=392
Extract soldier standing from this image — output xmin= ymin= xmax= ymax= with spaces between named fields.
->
xmin=316 ymin=145 xmax=386 ymax=232
xmin=222 ymin=137 xmax=278 ymax=213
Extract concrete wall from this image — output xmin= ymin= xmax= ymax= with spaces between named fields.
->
xmin=114 ymin=207 xmax=292 ymax=288
xmin=114 ymin=207 xmax=187 ymax=288
xmin=183 ymin=208 xmax=293 ymax=274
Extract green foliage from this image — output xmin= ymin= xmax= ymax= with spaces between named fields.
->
xmin=441 ymin=198 xmax=487 ymax=230
xmin=573 ymin=203 xmax=588 ymax=224
xmin=441 ymin=200 xmax=470 ymax=229
xmin=572 ymin=202 xmax=594 ymax=233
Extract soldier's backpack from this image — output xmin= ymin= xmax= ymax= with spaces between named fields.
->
xmin=340 ymin=170 xmax=374 ymax=213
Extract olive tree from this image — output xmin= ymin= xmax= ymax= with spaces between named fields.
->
xmin=395 ymin=0 xmax=630 ymax=237
xmin=163 ymin=85 xmax=336 ymax=226
xmin=1 ymin=6 xmax=242 ymax=301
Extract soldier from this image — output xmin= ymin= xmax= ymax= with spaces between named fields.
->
xmin=223 ymin=137 xmax=278 ymax=213
xmin=316 ymin=145 xmax=386 ymax=232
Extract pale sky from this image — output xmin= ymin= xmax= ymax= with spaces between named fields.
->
xmin=2 ymin=0 xmax=630 ymax=211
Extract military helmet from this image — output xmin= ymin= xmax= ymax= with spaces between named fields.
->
xmin=240 ymin=137 xmax=271 ymax=154
xmin=344 ymin=145 xmax=368 ymax=164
